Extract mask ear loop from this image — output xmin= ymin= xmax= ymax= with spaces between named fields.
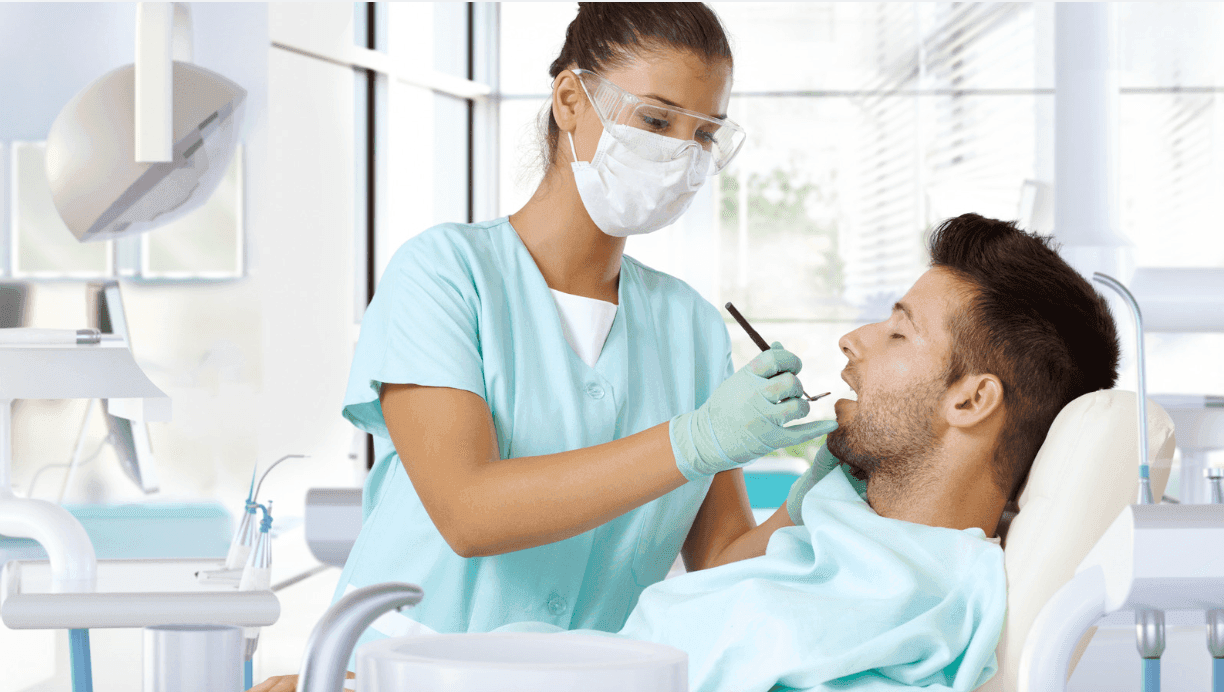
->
xmin=567 ymin=131 xmax=580 ymax=164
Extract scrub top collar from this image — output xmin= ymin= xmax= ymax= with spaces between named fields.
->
xmin=504 ymin=217 xmax=630 ymax=379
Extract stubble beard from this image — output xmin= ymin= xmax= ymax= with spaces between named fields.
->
xmin=826 ymin=379 xmax=944 ymax=487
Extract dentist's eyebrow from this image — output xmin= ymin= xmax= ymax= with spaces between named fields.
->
xmin=643 ymin=93 xmax=727 ymax=120
xmin=894 ymin=301 xmax=920 ymax=333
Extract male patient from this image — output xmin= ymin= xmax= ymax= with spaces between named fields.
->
xmin=501 ymin=213 xmax=1121 ymax=692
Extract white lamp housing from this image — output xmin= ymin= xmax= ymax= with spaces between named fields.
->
xmin=43 ymin=3 xmax=246 ymax=243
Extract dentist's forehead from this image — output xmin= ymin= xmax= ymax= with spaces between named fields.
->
xmin=603 ymin=50 xmax=732 ymax=119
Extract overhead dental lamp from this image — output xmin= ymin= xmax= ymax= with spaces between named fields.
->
xmin=44 ymin=2 xmax=246 ymax=243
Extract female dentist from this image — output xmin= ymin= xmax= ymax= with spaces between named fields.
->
xmin=252 ymin=3 xmax=832 ymax=689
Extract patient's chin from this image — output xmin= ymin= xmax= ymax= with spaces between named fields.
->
xmin=827 ymin=430 xmax=876 ymax=482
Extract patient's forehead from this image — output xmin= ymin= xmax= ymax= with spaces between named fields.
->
xmin=901 ymin=267 xmax=974 ymax=338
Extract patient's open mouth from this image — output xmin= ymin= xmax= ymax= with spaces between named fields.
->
xmin=839 ymin=371 xmax=859 ymax=402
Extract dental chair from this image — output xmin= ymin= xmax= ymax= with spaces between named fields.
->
xmin=977 ymin=389 xmax=1176 ymax=692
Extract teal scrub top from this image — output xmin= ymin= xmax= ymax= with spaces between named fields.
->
xmin=332 ymin=218 xmax=734 ymax=648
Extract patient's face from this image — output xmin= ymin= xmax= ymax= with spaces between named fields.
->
xmin=827 ymin=268 xmax=968 ymax=482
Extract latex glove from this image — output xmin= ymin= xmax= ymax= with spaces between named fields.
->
xmin=670 ymin=342 xmax=838 ymax=481
xmin=786 ymin=444 xmax=868 ymax=526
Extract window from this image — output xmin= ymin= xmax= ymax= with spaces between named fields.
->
xmin=1116 ymin=2 xmax=1224 ymax=416
xmin=361 ymin=3 xmax=476 ymax=291
xmin=350 ymin=2 xmax=493 ymax=467
xmin=1119 ymin=3 xmax=1224 ymax=269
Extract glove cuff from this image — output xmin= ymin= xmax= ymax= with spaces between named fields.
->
xmin=786 ymin=463 xmax=818 ymax=526
xmin=669 ymin=413 xmax=707 ymax=482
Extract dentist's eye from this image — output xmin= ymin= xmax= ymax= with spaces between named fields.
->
xmin=639 ymin=115 xmax=670 ymax=131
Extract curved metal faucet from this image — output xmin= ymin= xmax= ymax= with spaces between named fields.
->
xmin=1101 ymin=273 xmax=1145 ymax=482
xmin=297 ymin=582 xmax=424 ymax=692
xmin=1094 ymin=272 xmax=1169 ymax=689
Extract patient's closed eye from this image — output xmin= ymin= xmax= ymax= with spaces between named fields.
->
xmin=891 ymin=333 xmax=904 ymax=340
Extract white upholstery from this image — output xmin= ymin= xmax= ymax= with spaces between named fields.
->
xmin=977 ymin=390 xmax=1176 ymax=692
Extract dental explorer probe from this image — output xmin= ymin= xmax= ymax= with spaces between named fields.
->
xmin=724 ymin=302 xmax=830 ymax=403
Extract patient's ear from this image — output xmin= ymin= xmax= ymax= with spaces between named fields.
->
xmin=943 ymin=373 xmax=1004 ymax=429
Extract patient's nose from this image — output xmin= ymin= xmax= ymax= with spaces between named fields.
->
xmin=838 ymin=330 xmax=860 ymax=361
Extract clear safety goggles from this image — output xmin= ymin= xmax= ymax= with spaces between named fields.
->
xmin=570 ymin=68 xmax=745 ymax=175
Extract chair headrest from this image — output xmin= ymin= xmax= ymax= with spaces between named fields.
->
xmin=989 ymin=390 xmax=1176 ymax=692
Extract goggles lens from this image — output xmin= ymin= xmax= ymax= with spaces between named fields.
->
xmin=572 ymin=69 xmax=744 ymax=175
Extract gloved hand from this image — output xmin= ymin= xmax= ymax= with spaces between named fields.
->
xmin=786 ymin=444 xmax=868 ymax=526
xmin=670 ymin=342 xmax=838 ymax=481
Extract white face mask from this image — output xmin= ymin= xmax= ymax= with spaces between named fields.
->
xmin=569 ymin=125 xmax=713 ymax=237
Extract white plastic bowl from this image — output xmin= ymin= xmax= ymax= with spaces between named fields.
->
xmin=354 ymin=632 xmax=687 ymax=691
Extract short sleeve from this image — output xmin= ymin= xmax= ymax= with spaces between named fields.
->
xmin=342 ymin=228 xmax=486 ymax=439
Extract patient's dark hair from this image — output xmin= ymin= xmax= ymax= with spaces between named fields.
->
xmin=929 ymin=214 xmax=1120 ymax=501
xmin=541 ymin=3 xmax=733 ymax=165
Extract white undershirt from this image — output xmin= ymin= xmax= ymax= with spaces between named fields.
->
xmin=550 ymin=289 xmax=617 ymax=369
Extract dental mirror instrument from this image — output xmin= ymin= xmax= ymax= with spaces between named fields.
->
xmin=724 ymin=302 xmax=829 ymax=402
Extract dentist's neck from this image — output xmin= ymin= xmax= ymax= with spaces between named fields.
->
xmin=510 ymin=164 xmax=624 ymax=305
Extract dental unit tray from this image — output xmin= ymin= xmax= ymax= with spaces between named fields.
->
xmin=1019 ymin=502 xmax=1224 ymax=690
xmin=1 ymin=557 xmax=279 ymax=630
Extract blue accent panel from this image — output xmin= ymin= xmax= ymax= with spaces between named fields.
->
xmin=245 ymin=659 xmax=253 ymax=691
xmin=1214 ymin=658 xmax=1224 ymax=692
xmin=1142 ymin=658 xmax=1160 ymax=692
xmin=69 ymin=629 xmax=93 ymax=692
xmin=0 ymin=503 xmax=232 ymax=562
xmin=743 ymin=472 xmax=801 ymax=509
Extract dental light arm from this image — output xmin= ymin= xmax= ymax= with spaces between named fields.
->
xmin=135 ymin=2 xmax=194 ymax=163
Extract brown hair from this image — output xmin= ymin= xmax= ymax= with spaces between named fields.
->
xmin=929 ymin=214 xmax=1120 ymax=500
xmin=540 ymin=2 xmax=734 ymax=166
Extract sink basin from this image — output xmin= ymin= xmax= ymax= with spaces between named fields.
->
xmin=354 ymin=632 xmax=687 ymax=691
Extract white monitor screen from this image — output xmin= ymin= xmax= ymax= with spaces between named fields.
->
xmin=87 ymin=280 xmax=159 ymax=494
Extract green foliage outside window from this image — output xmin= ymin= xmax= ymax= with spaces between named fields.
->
xmin=719 ymin=169 xmax=844 ymax=304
